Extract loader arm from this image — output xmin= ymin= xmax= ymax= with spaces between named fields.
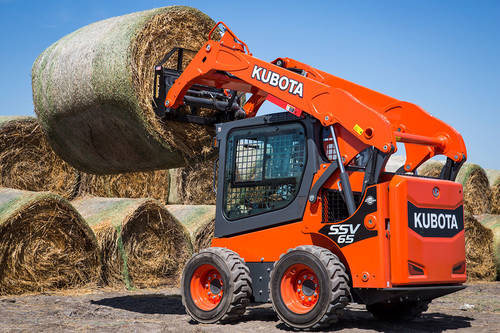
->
xmin=163 ymin=22 xmax=466 ymax=173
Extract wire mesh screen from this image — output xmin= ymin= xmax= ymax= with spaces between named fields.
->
xmin=224 ymin=123 xmax=306 ymax=220
xmin=322 ymin=189 xmax=362 ymax=222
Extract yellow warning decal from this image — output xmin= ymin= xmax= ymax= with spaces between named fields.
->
xmin=353 ymin=124 xmax=364 ymax=135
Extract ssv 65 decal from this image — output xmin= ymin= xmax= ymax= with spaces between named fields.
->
xmin=318 ymin=187 xmax=378 ymax=248
xmin=251 ymin=65 xmax=304 ymax=98
xmin=407 ymin=202 xmax=464 ymax=238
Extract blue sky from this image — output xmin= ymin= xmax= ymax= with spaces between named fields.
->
xmin=0 ymin=0 xmax=498 ymax=169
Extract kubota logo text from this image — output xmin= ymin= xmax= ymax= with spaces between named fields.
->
xmin=251 ymin=65 xmax=304 ymax=98
xmin=413 ymin=212 xmax=459 ymax=230
xmin=407 ymin=202 xmax=464 ymax=238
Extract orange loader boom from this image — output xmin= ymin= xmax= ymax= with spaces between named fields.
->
xmin=164 ymin=22 xmax=467 ymax=173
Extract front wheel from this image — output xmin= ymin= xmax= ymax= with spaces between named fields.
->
xmin=366 ymin=300 xmax=430 ymax=321
xmin=181 ymin=247 xmax=252 ymax=323
xmin=269 ymin=245 xmax=351 ymax=329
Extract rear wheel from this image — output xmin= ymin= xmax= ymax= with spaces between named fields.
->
xmin=366 ymin=300 xmax=430 ymax=321
xmin=181 ymin=247 xmax=252 ymax=323
xmin=269 ymin=245 xmax=351 ymax=329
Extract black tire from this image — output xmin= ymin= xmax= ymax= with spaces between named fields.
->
xmin=366 ymin=300 xmax=430 ymax=321
xmin=269 ymin=245 xmax=351 ymax=329
xmin=181 ymin=247 xmax=252 ymax=323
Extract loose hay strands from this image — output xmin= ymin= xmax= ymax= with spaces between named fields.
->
xmin=72 ymin=197 xmax=191 ymax=288
xmin=0 ymin=188 xmax=100 ymax=295
xmin=457 ymin=164 xmax=492 ymax=215
xmin=418 ymin=161 xmax=444 ymax=178
xmin=0 ymin=117 xmax=79 ymax=199
xmin=464 ymin=212 xmax=496 ymax=281
xmin=78 ymin=170 xmax=170 ymax=203
xmin=476 ymin=214 xmax=500 ymax=280
xmin=491 ymin=178 xmax=500 ymax=214
xmin=32 ymin=6 xmax=217 ymax=174
xmin=168 ymin=159 xmax=216 ymax=204
xmin=193 ymin=218 xmax=215 ymax=253
xmin=166 ymin=204 xmax=215 ymax=242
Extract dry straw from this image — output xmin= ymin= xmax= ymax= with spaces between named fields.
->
xmin=32 ymin=6 xmax=217 ymax=174
xmin=457 ymin=164 xmax=492 ymax=215
xmin=0 ymin=117 xmax=79 ymax=199
xmin=166 ymin=204 xmax=215 ymax=252
xmin=168 ymin=159 xmax=216 ymax=204
xmin=72 ymin=197 xmax=191 ymax=288
xmin=476 ymin=214 xmax=500 ymax=280
xmin=78 ymin=170 xmax=170 ymax=203
xmin=418 ymin=161 xmax=443 ymax=178
xmin=0 ymin=188 xmax=100 ymax=295
xmin=193 ymin=218 xmax=215 ymax=253
xmin=464 ymin=212 xmax=496 ymax=281
xmin=491 ymin=177 xmax=500 ymax=214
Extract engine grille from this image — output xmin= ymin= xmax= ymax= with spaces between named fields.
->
xmin=322 ymin=189 xmax=362 ymax=222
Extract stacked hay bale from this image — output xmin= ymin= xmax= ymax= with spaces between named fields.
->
xmin=464 ymin=213 xmax=497 ymax=281
xmin=168 ymin=159 xmax=216 ymax=204
xmin=477 ymin=214 xmax=500 ymax=280
xmin=193 ymin=218 xmax=215 ymax=252
xmin=166 ymin=205 xmax=215 ymax=251
xmin=418 ymin=161 xmax=443 ymax=178
xmin=78 ymin=170 xmax=170 ymax=203
xmin=491 ymin=177 xmax=500 ymax=214
xmin=32 ymin=6 xmax=217 ymax=174
xmin=0 ymin=188 xmax=100 ymax=295
xmin=0 ymin=117 xmax=79 ymax=199
xmin=72 ymin=197 xmax=191 ymax=288
xmin=457 ymin=164 xmax=492 ymax=215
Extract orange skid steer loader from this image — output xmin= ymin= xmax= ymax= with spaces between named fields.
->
xmin=152 ymin=22 xmax=467 ymax=329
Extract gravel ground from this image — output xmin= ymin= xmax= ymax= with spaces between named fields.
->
xmin=0 ymin=282 xmax=499 ymax=332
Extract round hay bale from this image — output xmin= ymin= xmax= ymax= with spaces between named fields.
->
xmin=166 ymin=205 xmax=215 ymax=238
xmin=0 ymin=117 xmax=79 ymax=199
xmin=193 ymin=218 xmax=215 ymax=252
xmin=0 ymin=188 xmax=100 ymax=295
xmin=476 ymin=214 xmax=500 ymax=280
xmin=72 ymin=197 xmax=191 ymax=288
xmin=32 ymin=6 xmax=217 ymax=174
xmin=464 ymin=212 xmax=496 ymax=281
xmin=418 ymin=161 xmax=443 ymax=178
xmin=78 ymin=170 xmax=170 ymax=203
xmin=168 ymin=159 xmax=216 ymax=204
xmin=491 ymin=177 xmax=500 ymax=214
xmin=456 ymin=164 xmax=492 ymax=215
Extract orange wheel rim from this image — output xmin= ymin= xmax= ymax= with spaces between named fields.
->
xmin=280 ymin=264 xmax=320 ymax=314
xmin=190 ymin=264 xmax=224 ymax=311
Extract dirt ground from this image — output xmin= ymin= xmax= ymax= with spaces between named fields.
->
xmin=1 ymin=282 xmax=499 ymax=332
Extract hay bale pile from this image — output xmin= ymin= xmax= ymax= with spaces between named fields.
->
xmin=477 ymin=214 xmax=500 ymax=279
xmin=418 ymin=161 xmax=443 ymax=178
xmin=457 ymin=164 xmax=492 ymax=215
xmin=78 ymin=170 xmax=170 ymax=203
xmin=166 ymin=204 xmax=215 ymax=236
xmin=491 ymin=178 xmax=500 ymax=214
xmin=168 ymin=159 xmax=216 ymax=204
xmin=166 ymin=205 xmax=215 ymax=251
xmin=0 ymin=188 xmax=100 ymax=295
xmin=0 ymin=117 xmax=79 ymax=199
xmin=32 ymin=6 xmax=217 ymax=174
xmin=72 ymin=197 xmax=191 ymax=288
xmin=193 ymin=218 xmax=215 ymax=252
xmin=464 ymin=212 xmax=497 ymax=281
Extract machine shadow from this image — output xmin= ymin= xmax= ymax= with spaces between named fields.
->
xmin=91 ymin=294 xmax=185 ymax=315
xmin=275 ymin=308 xmax=473 ymax=332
